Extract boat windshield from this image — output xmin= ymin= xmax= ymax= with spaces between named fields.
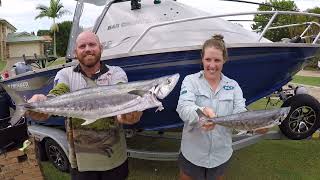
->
xmin=66 ymin=0 xmax=106 ymax=60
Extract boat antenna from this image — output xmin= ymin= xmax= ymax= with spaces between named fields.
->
xmin=219 ymin=0 xmax=296 ymax=11
xmin=131 ymin=0 xmax=141 ymax=10
xmin=131 ymin=0 xmax=161 ymax=10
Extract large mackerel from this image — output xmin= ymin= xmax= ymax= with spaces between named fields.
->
xmin=2 ymin=74 xmax=180 ymax=126
xmin=196 ymin=107 xmax=291 ymax=131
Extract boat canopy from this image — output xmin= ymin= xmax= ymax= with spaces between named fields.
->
xmin=68 ymin=0 xmax=271 ymax=59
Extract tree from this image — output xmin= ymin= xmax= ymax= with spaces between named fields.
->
xmin=35 ymin=0 xmax=70 ymax=57
xmin=253 ymin=2 xmax=320 ymax=69
xmin=37 ymin=30 xmax=51 ymax=36
xmin=307 ymin=7 xmax=320 ymax=14
xmin=252 ymin=0 xmax=298 ymax=42
xmin=56 ymin=21 xmax=72 ymax=56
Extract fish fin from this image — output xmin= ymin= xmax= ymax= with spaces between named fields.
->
xmin=0 ymin=83 xmax=25 ymax=105
xmin=155 ymin=105 xmax=164 ymax=112
xmin=187 ymin=108 xmax=206 ymax=132
xmin=196 ymin=108 xmax=212 ymax=123
xmin=0 ymin=83 xmax=26 ymax=125
xmin=128 ymin=90 xmax=148 ymax=97
xmin=196 ymin=108 xmax=206 ymax=119
xmin=81 ymin=118 xmax=96 ymax=126
xmin=83 ymin=76 xmax=98 ymax=88
xmin=236 ymin=130 xmax=250 ymax=136
xmin=10 ymin=108 xmax=26 ymax=125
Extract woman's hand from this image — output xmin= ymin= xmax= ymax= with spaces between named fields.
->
xmin=25 ymin=94 xmax=50 ymax=121
xmin=200 ymin=107 xmax=216 ymax=131
xmin=201 ymin=121 xmax=215 ymax=131
xmin=116 ymin=111 xmax=143 ymax=125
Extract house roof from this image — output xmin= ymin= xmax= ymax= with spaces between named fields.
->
xmin=0 ymin=18 xmax=17 ymax=31
xmin=6 ymin=32 xmax=44 ymax=43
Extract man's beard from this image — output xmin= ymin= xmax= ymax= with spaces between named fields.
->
xmin=81 ymin=53 xmax=101 ymax=68
xmin=83 ymin=60 xmax=99 ymax=68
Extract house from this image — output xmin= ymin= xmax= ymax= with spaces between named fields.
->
xmin=0 ymin=18 xmax=49 ymax=62
xmin=0 ymin=18 xmax=16 ymax=61
xmin=7 ymin=32 xmax=46 ymax=58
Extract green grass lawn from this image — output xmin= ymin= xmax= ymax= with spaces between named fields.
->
xmin=41 ymin=162 xmax=70 ymax=180
xmin=41 ymin=139 xmax=320 ymax=180
xmin=0 ymin=60 xmax=7 ymax=72
xmin=292 ymin=75 xmax=320 ymax=87
xmin=47 ymin=57 xmax=66 ymax=67
xmin=247 ymin=97 xmax=282 ymax=110
xmin=227 ymin=140 xmax=320 ymax=180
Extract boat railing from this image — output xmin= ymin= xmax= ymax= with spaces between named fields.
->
xmin=267 ymin=21 xmax=320 ymax=43
xmin=128 ymin=11 xmax=320 ymax=52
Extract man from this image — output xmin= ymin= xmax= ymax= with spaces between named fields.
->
xmin=28 ymin=31 xmax=142 ymax=180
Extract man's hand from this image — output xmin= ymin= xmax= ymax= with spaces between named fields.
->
xmin=25 ymin=94 xmax=50 ymax=121
xmin=200 ymin=107 xmax=216 ymax=131
xmin=254 ymin=128 xmax=269 ymax=134
xmin=116 ymin=111 xmax=143 ymax=125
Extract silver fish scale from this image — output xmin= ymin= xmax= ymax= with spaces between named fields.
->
xmin=206 ymin=107 xmax=290 ymax=131
xmin=44 ymin=76 xmax=168 ymax=104
xmin=29 ymin=92 xmax=162 ymax=125
xmin=219 ymin=117 xmax=274 ymax=130
xmin=31 ymin=93 xmax=141 ymax=117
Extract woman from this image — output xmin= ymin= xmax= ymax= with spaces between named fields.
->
xmin=176 ymin=35 xmax=247 ymax=180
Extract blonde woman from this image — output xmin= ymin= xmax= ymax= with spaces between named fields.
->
xmin=177 ymin=35 xmax=263 ymax=180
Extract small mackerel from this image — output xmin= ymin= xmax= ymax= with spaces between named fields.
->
xmin=196 ymin=107 xmax=291 ymax=131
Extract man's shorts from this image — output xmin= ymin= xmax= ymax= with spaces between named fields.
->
xmin=70 ymin=159 xmax=128 ymax=180
xmin=178 ymin=153 xmax=230 ymax=180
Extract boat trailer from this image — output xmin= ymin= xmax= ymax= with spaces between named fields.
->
xmin=28 ymin=124 xmax=292 ymax=162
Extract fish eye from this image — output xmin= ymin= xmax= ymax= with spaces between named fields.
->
xmin=167 ymin=79 xmax=171 ymax=84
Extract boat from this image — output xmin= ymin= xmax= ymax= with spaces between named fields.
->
xmin=2 ymin=0 xmax=320 ymax=171
xmin=1 ymin=0 xmax=320 ymax=136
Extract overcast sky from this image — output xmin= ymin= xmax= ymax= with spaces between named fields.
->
xmin=0 ymin=0 xmax=319 ymax=33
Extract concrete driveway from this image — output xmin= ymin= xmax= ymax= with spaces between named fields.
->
xmin=293 ymin=70 xmax=320 ymax=101
xmin=6 ymin=57 xmax=24 ymax=69
xmin=297 ymin=70 xmax=320 ymax=77
xmin=0 ymin=57 xmax=24 ymax=74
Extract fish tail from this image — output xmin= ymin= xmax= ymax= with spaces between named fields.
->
xmin=10 ymin=108 xmax=26 ymax=125
xmin=0 ymin=83 xmax=26 ymax=125
xmin=196 ymin=108 xmax=205 ymax=118
xmin=81 ymin=119 xmax=96 ymax=126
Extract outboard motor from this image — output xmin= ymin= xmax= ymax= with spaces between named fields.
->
xmin=13 ymin=62 xmax=32 ymax=75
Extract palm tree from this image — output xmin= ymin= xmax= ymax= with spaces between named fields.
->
xmin=35 ymin=0 xmax=70 ymax=57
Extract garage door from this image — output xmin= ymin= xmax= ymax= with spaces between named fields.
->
xmin=9 ymin=42 xmax=41 ymax=58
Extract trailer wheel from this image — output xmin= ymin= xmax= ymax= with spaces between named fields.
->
xmin=279 ymin=94 xmax=320 ymax=140
xmin=45 ymin=138 xmax=70 ymax=172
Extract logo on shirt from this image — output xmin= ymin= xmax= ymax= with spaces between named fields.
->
xmin=180 ymin=90 xmax=188 ymax=95
xmin=223 ymin=85 xmax=234 ymax=90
